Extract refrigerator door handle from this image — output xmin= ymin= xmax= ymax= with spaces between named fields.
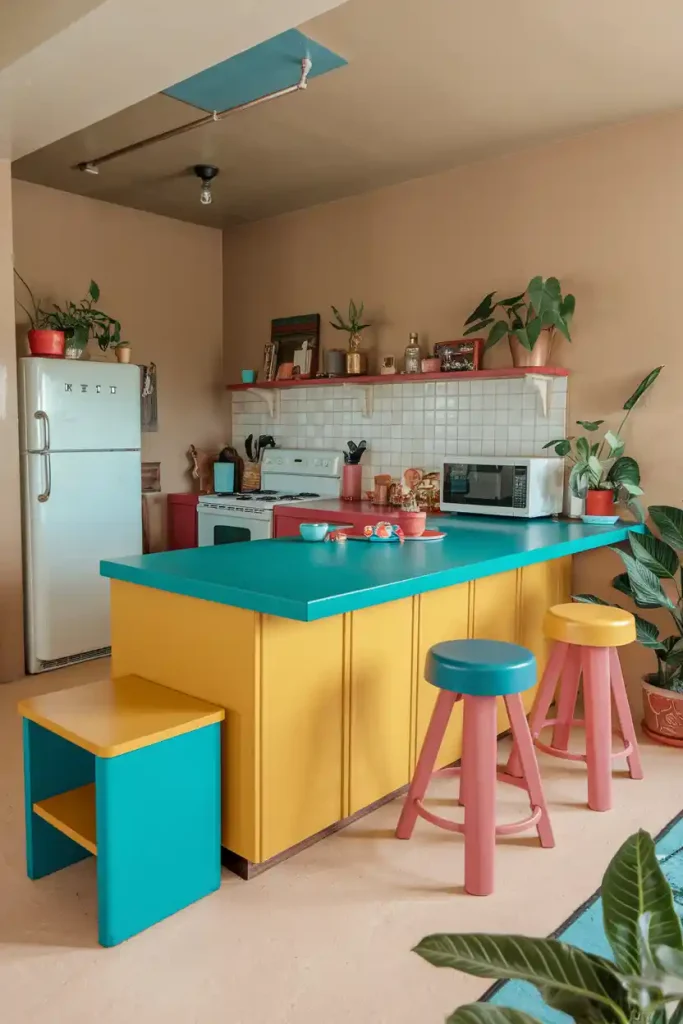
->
xmin=37 ymin=453 xmax=51 ymax=502
xmin=34 ymin=410 xmax=50 ymax=453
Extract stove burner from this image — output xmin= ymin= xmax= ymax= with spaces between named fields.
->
xmin=297 ymin=492 xmax=320 ymax=498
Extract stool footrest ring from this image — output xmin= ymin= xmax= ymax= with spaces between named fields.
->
xmin=411 ymin=767 xmax=543 ymax=837
xmin=532 ymin=718 xmax=633 ymax=763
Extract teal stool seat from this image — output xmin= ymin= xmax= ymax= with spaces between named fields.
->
xmin=425 ymin=639 xmax=536 ymax=696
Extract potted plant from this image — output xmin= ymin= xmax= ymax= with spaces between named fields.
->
xmin=330 ymin=300 xmax=370 ymax=376
xmin=576 ymin=504 xmax=683 ymax=746
xmin=463 ymin=276 xmax=575 ymax=367
xmin=543 ymin=366 xmax=662 ymax=518
xmin=14 ymin=270 xmax=65 ymax=358
xmin=415 ymin=829 xmax=683 ymax=1024
xmin=43 ymin=281 xmax=122 ymax=359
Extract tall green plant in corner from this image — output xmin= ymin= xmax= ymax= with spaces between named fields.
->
xmin=414 ymin=830 xmax=683 ymax=1024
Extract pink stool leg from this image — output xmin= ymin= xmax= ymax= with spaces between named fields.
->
xmin=463 ymin=695 xmax=497 ymax=896
xmin=396 ymin=690 xmax=456 ymax=839
xmin=609 ymin=647 xmax=644 ymax=780
xmin=552 ymin=644 xmax=582 ymax=751
xmin=507 ymin=642 xmax=568 ymax=776
xmin=504 ymin=693 xmax=555 ymax=848
xmin=583 ymin=647 xmax=613 ymax=812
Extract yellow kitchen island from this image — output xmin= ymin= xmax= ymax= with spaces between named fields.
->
xmin=101 ymin=516 xmax=637 ymax=876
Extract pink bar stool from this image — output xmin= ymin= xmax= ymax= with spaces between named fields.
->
xmin=396 ymin=639 xmax=554 ymax=896
xmin=507 ymin=603 xmax=643 ymax=811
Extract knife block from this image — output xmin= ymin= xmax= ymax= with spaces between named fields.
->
xmin=242 ymin=463 xmax=261 ymax=492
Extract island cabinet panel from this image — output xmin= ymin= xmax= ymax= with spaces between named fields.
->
xmin=518 ymin=556 xmax=572 ymax=711
xmin=260 ymin=614 xmax=345 ymax=861
xmin=109 ymin=580 xmax=260 ymax=861
xmin=347 ymin=598 xmax=414 ymax=816
xmin=415 ymin=583 xmax=471 ymax=771
xmin=472 ymin=570 xmax=520 ymax=733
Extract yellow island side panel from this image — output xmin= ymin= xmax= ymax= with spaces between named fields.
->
xmin=347 ymin=597 xmax=414 ymax=815
xmin=109 ymin=580 xmax=260 ymax=861
xmin=260 ymin=613 xmax=345 ymax=861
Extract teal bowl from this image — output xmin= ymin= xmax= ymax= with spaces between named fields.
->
xmin=299 ymin=522 xmax=329 ymax=542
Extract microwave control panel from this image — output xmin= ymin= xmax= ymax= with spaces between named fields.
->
xmin=512 ymin=466 xmax=528 ymax=508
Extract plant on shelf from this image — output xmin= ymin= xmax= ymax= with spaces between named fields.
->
xmin=42 ymin=280 xmax=123 ymax=359
xmin=575 ymin=504 xmax=683 ymax=745
xmin=415 ymin=829 xmax=683 ymax=1024
xmin=463 ymin=276 xmax=575 ymax=367
xmin=330 ymin=299 xmax=370 ymax=375
xmin=14 ymin=270 xmax=66 ymax=357
xmin=542 ymin=366 xmax=662 ymax=518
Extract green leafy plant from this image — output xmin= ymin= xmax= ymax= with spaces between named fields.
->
xmin=542 ymin=366 xmax=662 ymax=514
xmin=575 ymin=505 xmax=683 ymax=692
xmin=414 ymin=829 xmax=683 ymax=1024
xmin=463 ymin=276 xmax=575 ymax=351
xmin=330 ymin=299 xmax=370 ymax=338
xmin=42 ymin=280 xmax=123 ymax=352
xmin=13 ymin=270 xmax=51 ymax=330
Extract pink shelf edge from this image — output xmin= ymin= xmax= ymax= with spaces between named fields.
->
xmin=226 ymin=367 xmax=570 ymax=391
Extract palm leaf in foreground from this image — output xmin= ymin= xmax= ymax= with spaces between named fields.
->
xmin=602 ymin=830 xmax=683 ymax=977
xmin=413 ymin=934 xmax=629 ymax=1024
xmin=446 ymin=1003 xmax=542 ymax=1024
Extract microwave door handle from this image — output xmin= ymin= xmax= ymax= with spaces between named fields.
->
xmin=34 ymin=410 xmax=50 ymax=453
xmin=37 ymin=453 xmax=51 ymax=502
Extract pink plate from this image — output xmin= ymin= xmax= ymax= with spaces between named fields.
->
xmin=404 ymin=529 xmax=446 ymax=542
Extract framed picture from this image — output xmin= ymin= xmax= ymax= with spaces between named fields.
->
xmin=434 ymin=338 xmax=483 ymax=372
xmin=270 ymin=313 xmax=320 ymax=379
xmin=262 ymin=340 xmax=278 ymax=382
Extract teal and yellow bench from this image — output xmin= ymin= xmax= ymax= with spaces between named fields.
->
xmin=18 ymin=676 xmax=224 ymax=946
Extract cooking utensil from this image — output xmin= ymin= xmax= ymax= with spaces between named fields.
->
xmin=344 ymin=440 xmax=367 ymax=465
xmin=245 ymin=434 xmax=254 ymax=462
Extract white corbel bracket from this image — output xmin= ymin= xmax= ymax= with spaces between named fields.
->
xmin=341 ymin=383 xmax=374 ymax=418
xmin=525 ymin=374 xmax=551 ymax=417
xmin=247 ymin=387 xmax=281 ymax=421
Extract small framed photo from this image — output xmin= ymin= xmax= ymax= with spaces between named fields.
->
xmin=434 ymin=338 xmax=483 ymax=372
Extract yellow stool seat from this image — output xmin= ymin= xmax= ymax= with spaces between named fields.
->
xmin=544 ymin=603 xmax=635 ymax=648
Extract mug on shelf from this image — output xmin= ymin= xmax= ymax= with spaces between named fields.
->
xmin=241 ymin=369 xmax=256 ymax=384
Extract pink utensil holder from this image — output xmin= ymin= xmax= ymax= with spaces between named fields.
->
xmin=342 ymin=464 xmax=362 ymax=502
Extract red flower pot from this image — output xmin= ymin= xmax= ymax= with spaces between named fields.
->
xmin=642 ymin=678 xmax=683 ymax=747
xmin=28 ymin=329 xmax=65 ymax=358
xmin=399 ymin=510 xmax=427 ymax=537
xmin=585 ymin=489 xmax=615 ymax=516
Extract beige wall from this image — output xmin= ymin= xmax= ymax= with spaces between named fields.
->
xmin=224 ymin=110 xmax=683 ymax=693
xmin=0 ymin=162 xmax=24 ymax=681
xmin=13 ymin=181 xmax=227 ymax=497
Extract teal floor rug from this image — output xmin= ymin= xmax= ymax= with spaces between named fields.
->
xmin=485 ymin=811 xmax=683 ymax=1023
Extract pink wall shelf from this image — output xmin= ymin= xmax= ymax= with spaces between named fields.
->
xmin=225 ymin=367 xmax=569 ymax=391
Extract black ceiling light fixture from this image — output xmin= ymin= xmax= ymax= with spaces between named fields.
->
xmin=193 ymin=164 xmax=219 ymax=205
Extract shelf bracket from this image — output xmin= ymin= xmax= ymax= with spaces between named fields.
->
xmin=247 ymin=387 xmax=281 ymax=421
xmin=525 ymin=374 xmax=551 ymax=417
xmin=341 ymin=383 xmax=374 ymax=418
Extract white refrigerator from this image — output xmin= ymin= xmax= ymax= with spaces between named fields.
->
xmin=19 ymin=358 xmax=142 ymax=673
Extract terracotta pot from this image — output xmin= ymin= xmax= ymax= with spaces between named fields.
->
xmin=399 ymin=510 xmax=427 ymax=537
xmin=28 ymin=329 xmax=65 ymax=358
xmin=509 ymin=327 xmax=554 ymax=367
xmin=642 ymin=677 xmax=683 ymax=746
xmin=115 ymin=344 xmax=131 ymax=363
xmin=585 ymin=489 xmax=615 ymax=516
xmin=342 ymin=464 xmax=362 ymax=501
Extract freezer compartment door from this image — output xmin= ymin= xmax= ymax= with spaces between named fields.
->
xmin=19 ymin=358 xmax=141 ymax=452
xmin=22 ymin=450 xmax=142 ymax=668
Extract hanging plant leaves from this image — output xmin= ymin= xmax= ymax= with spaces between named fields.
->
xmin=623 ymin=366 xmax=663 ymax=410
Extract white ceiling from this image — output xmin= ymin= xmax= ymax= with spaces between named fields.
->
xmin=12 ymin=0 xmax=683 ymax=222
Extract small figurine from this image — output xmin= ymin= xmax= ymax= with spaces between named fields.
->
xmin=325 ymin=529 xmax=349 ymax=543
xmin=363 ymin=521 xmax=405 ymax=543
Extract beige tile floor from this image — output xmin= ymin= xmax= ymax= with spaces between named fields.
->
xmin=1 ymin=660 xmax=680 ymax=1024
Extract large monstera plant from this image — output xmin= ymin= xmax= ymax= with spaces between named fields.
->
xmin=415 ymin=830 xmax=683 ymax=1024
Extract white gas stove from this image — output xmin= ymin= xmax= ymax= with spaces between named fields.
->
xmin=197 ymin=448 xmax=342 ymax=545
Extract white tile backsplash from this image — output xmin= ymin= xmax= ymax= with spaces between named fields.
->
xmin=231 ymin=376 xmax=568 ymax=487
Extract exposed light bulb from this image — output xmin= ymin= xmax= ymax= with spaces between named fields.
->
xmin=193 ymin=164 xmax=219 ymax=206
xmin=200 ymin=183 xmax=212 ymax=205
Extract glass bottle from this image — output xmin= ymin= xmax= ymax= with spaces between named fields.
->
xmin=404 ymin=332 xmax=421 ymax=374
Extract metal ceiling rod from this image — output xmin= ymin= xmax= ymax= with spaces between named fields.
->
xmin=78 ymin=57 xmax=312 ymax=174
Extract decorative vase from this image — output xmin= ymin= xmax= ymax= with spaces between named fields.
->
xmin=346 ymin=333 xmax=366 ymax=376
xmin=64 ymin=325 xmax=89 ymax=360
xmin=342 ymin=464 xmax=362 ymax=501
xmin=565 ymin=488 xmax=585 ymax=519
xmin=399 ymin=510 xmax=426 ymax=537
xmin=585 ymin=489 xmax=615 ymax=516
xmin=115 ymin=344 xmax=132 ymax=364
xmin=509 ymin=327 xmax=554 ymax=368
xmin=28 ymin=329 xmax=65 ymax=358
xmin=641 ymin=677 xmax=683 ymax=746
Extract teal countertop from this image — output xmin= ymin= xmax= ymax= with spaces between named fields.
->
xmin=101 ymin=516 xmax=642 ymax=622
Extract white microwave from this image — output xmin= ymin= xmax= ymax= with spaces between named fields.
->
xmin=440 ymin=456 xmax=563 ymax=518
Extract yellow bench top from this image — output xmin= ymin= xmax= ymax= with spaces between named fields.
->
xmin=18 ymin=676 xmax=224 ymax=758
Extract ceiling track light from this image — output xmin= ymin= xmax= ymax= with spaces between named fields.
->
xmin=193 ymin=164 xmax=219 ymax=205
